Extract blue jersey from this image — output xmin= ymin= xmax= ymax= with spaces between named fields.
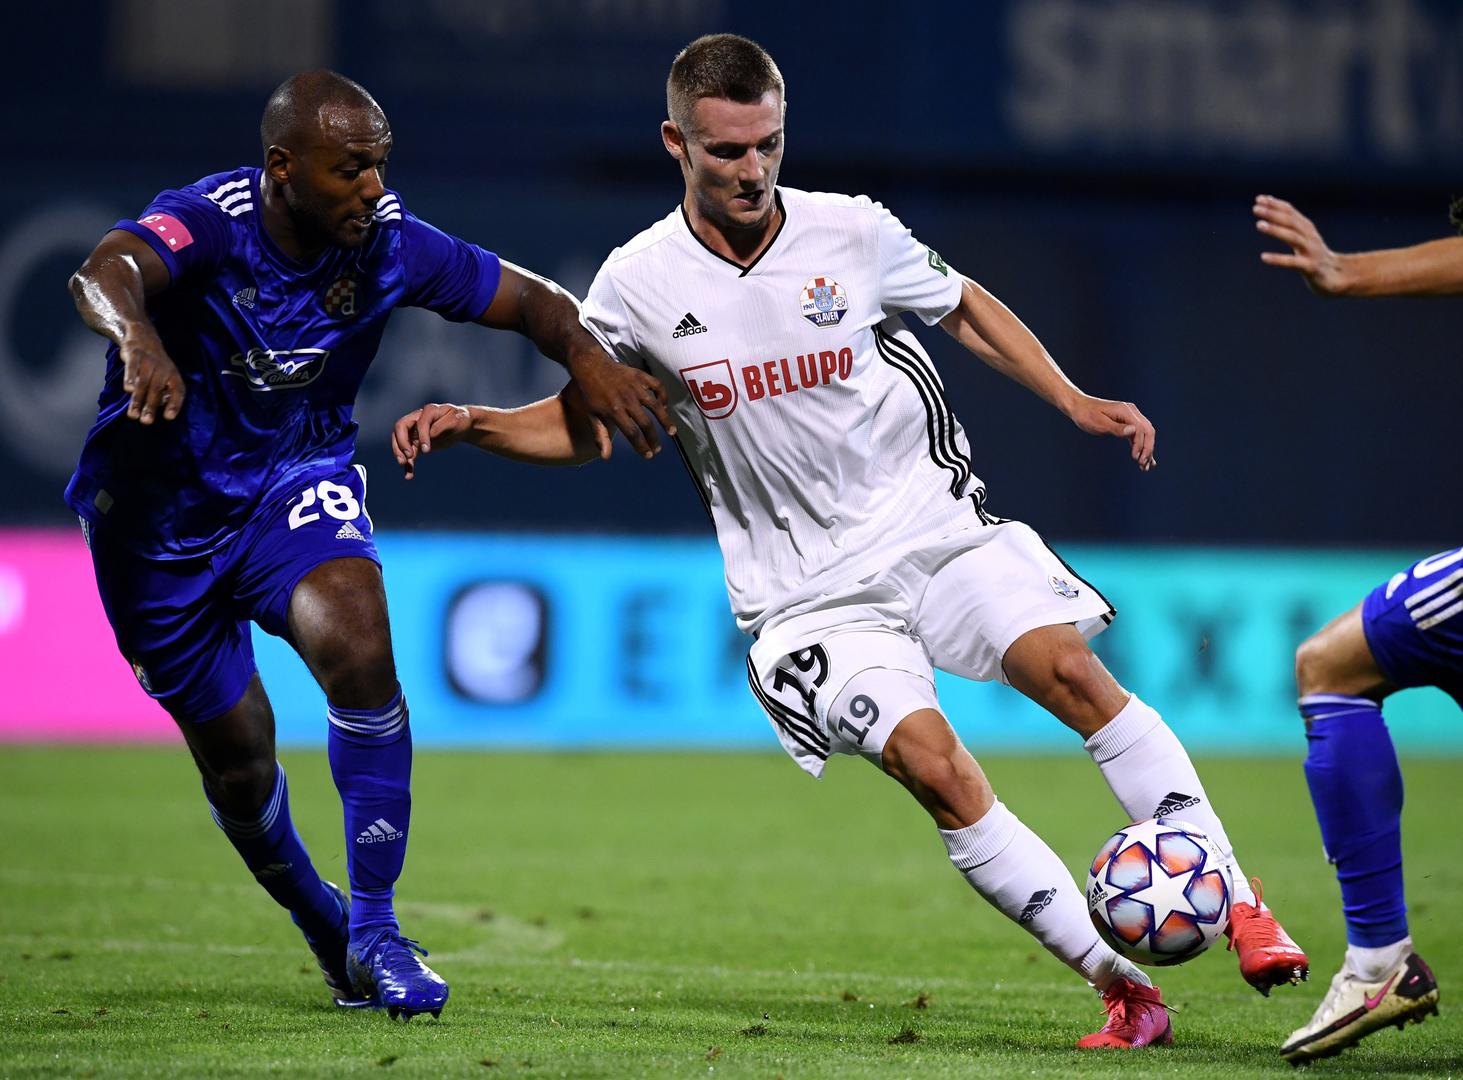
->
xmin=66 ymin=167 xmax=502 ymax=558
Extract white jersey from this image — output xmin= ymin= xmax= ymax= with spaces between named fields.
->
xmin=581 ymin=186 xmax=985 ymax=633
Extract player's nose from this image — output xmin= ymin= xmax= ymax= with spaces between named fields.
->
xmin=736 ymin=150 xmax=765 ymax=182
xmin=360 ymin=166 xmax=387 ymax=202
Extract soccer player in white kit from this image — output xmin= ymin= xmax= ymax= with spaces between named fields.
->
xmin=394 ymin=34 xmax=1308 ymax=1048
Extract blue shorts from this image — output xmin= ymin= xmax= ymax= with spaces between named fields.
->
xmin=1362 ymin=546 xmax=1463 ymax=707
xmin=84 ymin=465 xmax=381 ymax=723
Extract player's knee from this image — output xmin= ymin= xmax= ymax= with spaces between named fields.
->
xmin=316 ymin=634 xmax=397 ymax=708
xmin=211 ymin=755 xmax=276 ymax=815
xmin=883 ymin=720 xmax=976 ymax=805
xmin=1294 ymin=632 xmax=1331 ymax=698
xmin=895 ymin=741 xmax=990 ymax=827
xmin=912 ymin=750 xmax=975 ymax=807
xmin=1042 ymin=642 xmax=1120 ymax=728
xmin=1046 ymin=640 xmax=1097 ymax=694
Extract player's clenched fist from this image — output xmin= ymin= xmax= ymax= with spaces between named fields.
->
xmin=392 ymin=402 xmax=473 ymax=479
xmin=120 ymin=331 xmax=185 ymax=424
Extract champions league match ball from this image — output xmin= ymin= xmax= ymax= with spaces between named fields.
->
xmin=1085 ymin=817 xmax=1233 ymax=966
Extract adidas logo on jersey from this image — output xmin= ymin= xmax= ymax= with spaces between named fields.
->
xmin=1154 ymin=791 xmax=1201 ymax=816
xmin=356 ymin=818 xmax=404 ymax=844
xmin=672 ymin=312 xmax=708 ymax=338
xmin=335 ymin=521 xmax=366 ymax=541
xmin=232 ymin=287 xmax=257 ymax=310
xmin=1019 ymin=888 xmax=1057 ymax=923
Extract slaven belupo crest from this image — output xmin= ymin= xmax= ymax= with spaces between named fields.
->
xmin=800 ymin=276 xmax=848 ymax=328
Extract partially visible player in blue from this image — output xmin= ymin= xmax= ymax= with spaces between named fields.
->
xmin=1254 ymin=193 xmax=1460 ymax=1062
xmin=65 ymin=70 xmax=673 ymax=1020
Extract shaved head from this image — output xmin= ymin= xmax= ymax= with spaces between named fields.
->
xmin=257 ymin=70 xmax=392 ymax=254
xmin=260 ymin=70 xmax=385 ymax=154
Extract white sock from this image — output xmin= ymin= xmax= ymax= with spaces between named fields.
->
xmin=1344 ymin=938 xmax=1412 ymax=983
xmin=940 ymin=800 xmax=1150 ymax=991
xmin=1083 ymin=695 xmax=1256 ymax=907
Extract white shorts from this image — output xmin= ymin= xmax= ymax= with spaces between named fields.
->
xmin=746 ymin=520 xmax=1114 ymax=777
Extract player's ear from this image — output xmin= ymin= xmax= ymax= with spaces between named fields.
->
xmin=264 ymin=145 xmax=293 ymax=186
xmin=661 ymin=120 xmax=686 ymax=163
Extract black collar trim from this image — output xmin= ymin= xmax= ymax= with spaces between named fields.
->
xmin=679 ymin=190 xmax=787 ymax=278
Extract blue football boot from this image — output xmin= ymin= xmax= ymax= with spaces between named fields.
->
xmin=347 ymin=928 xmax=449 ymax=1020
xmin=293 ymin=881 xmax=376 ymax=1009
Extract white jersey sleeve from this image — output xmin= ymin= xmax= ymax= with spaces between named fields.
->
xmin=871 ymin=201 xmax=964 ymax=325
xmin=579 ymin=260 xmax=644 ymax=367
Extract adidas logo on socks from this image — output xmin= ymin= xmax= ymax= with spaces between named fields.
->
xmin=1154 ymin=791 xmax=1201 ymax=817
xmin=356 ymin=818 xmax=404 ymax=844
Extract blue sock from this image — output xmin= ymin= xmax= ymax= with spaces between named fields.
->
xmin=1300 ymin=694 xmax=1408 ymax=947
xmin=328 ymin=686 xmax=411 ymax=940
xmin=205 ymin=763 xmax=342 ymax=940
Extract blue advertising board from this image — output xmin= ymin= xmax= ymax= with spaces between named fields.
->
xmin=249 ymin=534 xmax=1458 ymax=754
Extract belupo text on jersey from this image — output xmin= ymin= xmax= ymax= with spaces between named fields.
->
xmin=684 ymin=347 xmax=855 ymax=417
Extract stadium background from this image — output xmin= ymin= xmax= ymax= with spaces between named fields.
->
xmin=1 ymin=0 xmax=1459 ymax=752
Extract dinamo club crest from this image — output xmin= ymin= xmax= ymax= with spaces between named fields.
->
xmin=323 ymin=274 xmax=359 ymax=319
xmin=800 ymin=276 xmax=848 ymax=328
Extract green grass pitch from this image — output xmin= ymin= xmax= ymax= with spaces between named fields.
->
xmin=1 ymin=748 xmax=1458 ymax=1078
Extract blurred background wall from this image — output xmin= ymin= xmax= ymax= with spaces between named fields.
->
xmin=1 ymin=0 xmax=1458 ymax=747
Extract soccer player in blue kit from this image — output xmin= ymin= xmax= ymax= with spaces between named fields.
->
xmin=64 ymin=70 xmax=672 ymax=1019
xmin=1254 ymin=193 xmax=1460 ymax=1061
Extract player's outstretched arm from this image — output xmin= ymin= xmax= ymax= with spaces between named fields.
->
xmin=938 ymin=276 xmax=1155 ymax=470
xmin=477 ymin=261 xmax=676 ymax=459
xmin=391 ymin=382 xmax=602 ymax=479
xmin=1254 ymin=194 xmax=1463 ymax=297
xmin=69 ymin=230 xmax=185 ymax=424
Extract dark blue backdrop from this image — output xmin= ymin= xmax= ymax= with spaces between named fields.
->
xmin=3 ymin=0 xmax=1458 ymax=545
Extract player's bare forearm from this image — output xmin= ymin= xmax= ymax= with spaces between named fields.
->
xmin=1255 ymin=195 xmax=1463 ymax=297
xmin=69 ymin=230 xmax=185 ymax=424
xmin=939 ymin=276 xmax=1156 ymax=469
xmin=70 ymin=243 xmax=159 ymax=349
xmin=393 ymin=386 xmax=599 ymax=480
xmin=1332 ymin=236 xmax=1463 ymax=297
xmin=469 ymin=387 xmax=599 ymax=465
xmin=477 ymin=261 xmax=674 ymax=458
xmin=461 ymin=401 xmax=594 ymax=466
xmin=939 ymin=277 xmax=1080 ymax=414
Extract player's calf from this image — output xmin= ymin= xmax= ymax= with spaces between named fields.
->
xmin=878 ymin=705 xmax=993 ymax=830
xmin=325 ymin=686 xmax=449 ymax=1018
xmin=327 ymin=687 xmax=413 ymax=937
xmin=203 ymin=761 xmax=356 ymax=968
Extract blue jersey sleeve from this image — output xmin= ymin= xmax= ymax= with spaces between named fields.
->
xmin=111 ymin=188 xmax=230 ymax=286
xmin=398 ymin=211 xmax=503 ymax=322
